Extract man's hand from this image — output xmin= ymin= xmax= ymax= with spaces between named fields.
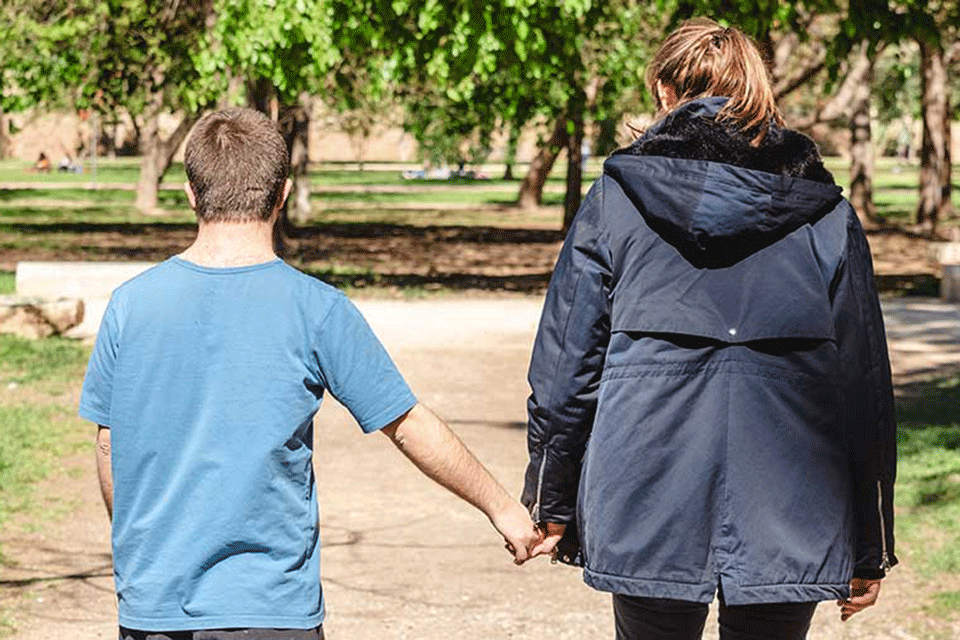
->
xmin=836 ymin=577 xmax=881 ymax=621
xmin=530 ymin=522 xmax=566 ymax=559
xmin=491 ymin=500 xmax=543 ymax=565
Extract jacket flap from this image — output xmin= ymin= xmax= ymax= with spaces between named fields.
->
xmin=610 ymin=228 xmax=834 ymax=343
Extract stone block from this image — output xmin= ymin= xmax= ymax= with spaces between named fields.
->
xmin=0 ymin=296 xmax=84 ymax=339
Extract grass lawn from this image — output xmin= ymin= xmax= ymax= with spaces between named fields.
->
xmin=895 ymin=376 xmax=960 ymax=621
xmin=0 ymin=336 xmax=90 ymax=534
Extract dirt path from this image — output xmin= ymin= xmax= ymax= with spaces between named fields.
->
xmin=1 ymin=297 xmax=957 ymax=639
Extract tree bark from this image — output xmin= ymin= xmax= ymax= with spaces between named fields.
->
xmin=917 ymin=36 xmax=952 ymax=234
xmin=285 ymin=96 xmax=312 ymax=225
xmin=135 ymin=110 xmax=196 ymax=214
xmin=271 ymin=95 xmax=313 ymax=256
xmin=848 ymin=42 xmax=876 ymax=226
xmin=0 ymin=107 xmax=9 ymax=160
xmin=517 ymin=116 xmax=567 ymax=210
xmin=502 ymin=120 xmax=520 ymax=181
xmin=563 ymin=92 xmax=586 ymax=231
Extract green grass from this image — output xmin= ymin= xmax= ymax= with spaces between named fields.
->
xmin=926 ymin=590 xmax=960 ymax=620
xmin=0 ymin=404 xmax=74 ymax=524
xmin=0 ymin=336 xmax=90 ymax=527
xmin=823 ymin=156 xmax=960 ymax=223
xmin=894 ymin=375 xmax=960 ymax=615
xmin=0 ymin=271 xmax=13 ymax=295
xmin=0 ymin=335 xmax=89 ymax=388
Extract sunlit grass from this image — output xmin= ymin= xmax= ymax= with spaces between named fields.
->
xmin=894 ymin=375 xmax=960 ymax=616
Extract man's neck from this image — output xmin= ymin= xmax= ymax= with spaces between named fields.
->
xmin=179 ymin=220 xmax=277 ymax=268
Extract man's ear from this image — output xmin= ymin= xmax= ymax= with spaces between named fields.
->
xmin=278 ymin=178 xmax=293 ymax=210
xmin=184 ymin=182 xmax=197 ymax=210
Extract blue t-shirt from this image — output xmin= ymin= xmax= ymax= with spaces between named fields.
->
xmin=79 ymin=257 xmax=417 ymax=631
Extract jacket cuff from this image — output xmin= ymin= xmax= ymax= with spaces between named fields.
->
xmin=852 ymin=566 xmax=886 ymax=580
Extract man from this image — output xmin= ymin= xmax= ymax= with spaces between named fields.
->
xmin=81 ymin=107 xmax=540 ymax=640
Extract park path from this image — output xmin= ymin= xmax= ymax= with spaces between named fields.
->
xmin=1 ymin=296 xmax=958 ymax=639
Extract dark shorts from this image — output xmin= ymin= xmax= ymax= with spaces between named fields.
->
xmin=119 ymin=627 xmax=324 ymax=640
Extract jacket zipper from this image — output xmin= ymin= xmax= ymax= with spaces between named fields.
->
xmin=877 ymin=480 xmax=892 ymax=572
xmin=531 ymin=451 xmax=548 ymax=523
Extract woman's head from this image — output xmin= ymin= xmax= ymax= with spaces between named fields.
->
xmin=646 ymin=18 xmax=783 ymax=144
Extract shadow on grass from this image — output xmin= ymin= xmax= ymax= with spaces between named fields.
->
xmin=292 ymin=221 xmax=562 ymax=244
xmin=875 ymin=274 xmax=940 ymax=296
xmin=303 ymin=267 xmax=553 ymax=295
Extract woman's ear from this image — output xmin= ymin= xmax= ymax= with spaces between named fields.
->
xmin=656 ymin=80 xmax=678 ymax=111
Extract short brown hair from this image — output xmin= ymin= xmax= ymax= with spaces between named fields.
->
xmin=184 ymin=108 xmax=290 ymax=222
xmin=647 ymin=18 xmax=784 ymax=145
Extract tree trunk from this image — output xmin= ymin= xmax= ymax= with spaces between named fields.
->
xmin=272 ymin=95 xmax=312 ymax=256
xmin=502 ymin=120 xmax=520 ymax=181
xmin=517 ymin=116 xmax=567 ymax=210
xmin=135 ymin=111 xmax=196 ymax=214
xmin=247 ymin=77 xmax=274 ymax=115
xmin=285 ymin=97 xmax=312 ymax=225
xmin=917 ymin=37 xmax=952 ymax=234
xmin=0 ymin=107 xmax=9 ymax=160
xmin=848 ymin=42 xmax=876 ymax=226
xmin=563 ymin=95 xmax=586 ymax=231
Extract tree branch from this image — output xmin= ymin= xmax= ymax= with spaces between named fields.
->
xmin=773 ymin=50 xmax=827 ymax=101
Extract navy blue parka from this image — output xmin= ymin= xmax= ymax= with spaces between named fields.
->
xmin=522 ymin=98 xmax=897 ymax=605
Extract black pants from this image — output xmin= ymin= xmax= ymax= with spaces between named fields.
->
xmin=119 ymin=627 xmax=324 ymax=640
xmin=613 ymin=592 xmax=817 ymax=640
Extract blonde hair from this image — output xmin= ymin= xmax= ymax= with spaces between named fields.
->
xmin=646 ymin=18 xmax=784 ymax=145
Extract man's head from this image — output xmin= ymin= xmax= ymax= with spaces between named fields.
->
xmin=184 ymin=107 xmax=290 ymax=223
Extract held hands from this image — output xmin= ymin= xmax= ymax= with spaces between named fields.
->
xmin=531 ymin=522 xmax=566 ymax=560
xmin=501 ymin=521 xmax=566 ymax=565
xmin=491 ymin=499 xmax=544 ymax=565
xmin=836 ymin=578 xmax=882 ymax=621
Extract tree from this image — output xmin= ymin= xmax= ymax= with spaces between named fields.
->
xmin=0 ymin=0 xmax=215 ymax=213
xmin=199 ymin=0 xmax=342 ymax=249
xmin=848 ymin=41 xmax=876 ymax=223
xmin=916 ymin=32 xmax=953 ymax=232
xmin=833 ymin=0 xmax=957 ymax=233
xmin=361 ymin=0 xmax=659 ymax=228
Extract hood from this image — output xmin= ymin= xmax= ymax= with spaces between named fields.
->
xmin=604 ymin=98 xmax=843 ymax=267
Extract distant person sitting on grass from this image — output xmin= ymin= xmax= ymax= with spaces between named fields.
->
xmin=80 ymin=106 xmax=541 ymax=640
xmin=30 ymin=152 xmax=51 ymax=173
xmin=58 ymin=153 xmax=82 ymax=173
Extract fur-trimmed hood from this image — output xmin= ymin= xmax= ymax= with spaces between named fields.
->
xmin=603 ymin=97 xmax=843 ymax=267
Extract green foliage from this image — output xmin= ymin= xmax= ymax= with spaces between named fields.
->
xmin=1 ymin=0 xmax=213 ymax=117
xmin=361 ymin=0 xmax=661 ymax=165
xmin=197 ymin=0 xmax=337 ymax=107
xmin=663 ymin=0 xmax=805 ymax=41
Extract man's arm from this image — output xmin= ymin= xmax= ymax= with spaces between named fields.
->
xmin=95 ymin=426 xmax=113 ymax=520
xmin=380 ymin=404 xmax=541 ymax=563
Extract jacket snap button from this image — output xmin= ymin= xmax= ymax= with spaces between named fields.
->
xmin=728 ymin=328 xmax=737 ymax=336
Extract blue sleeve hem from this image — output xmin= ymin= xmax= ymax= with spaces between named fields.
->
xmin=357 ymin=393 xmax=418 ymax=434
xmin=78 ymin=405 xmax=110 ymax=427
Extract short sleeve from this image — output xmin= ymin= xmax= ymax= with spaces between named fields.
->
xmin=314 ymin=295 xmax=417 ymax=433
xmin=79 ymin=297 xmax=121 ymax=427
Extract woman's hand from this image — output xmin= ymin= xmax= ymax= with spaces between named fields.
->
xmin=530 ymin=522 xmax=567 ymax=559
xmin=836 ymin=578 xmax=882 ymax=621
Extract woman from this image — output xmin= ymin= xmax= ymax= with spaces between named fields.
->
xmin=522 ymin=18 xmax=896 ymax=640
